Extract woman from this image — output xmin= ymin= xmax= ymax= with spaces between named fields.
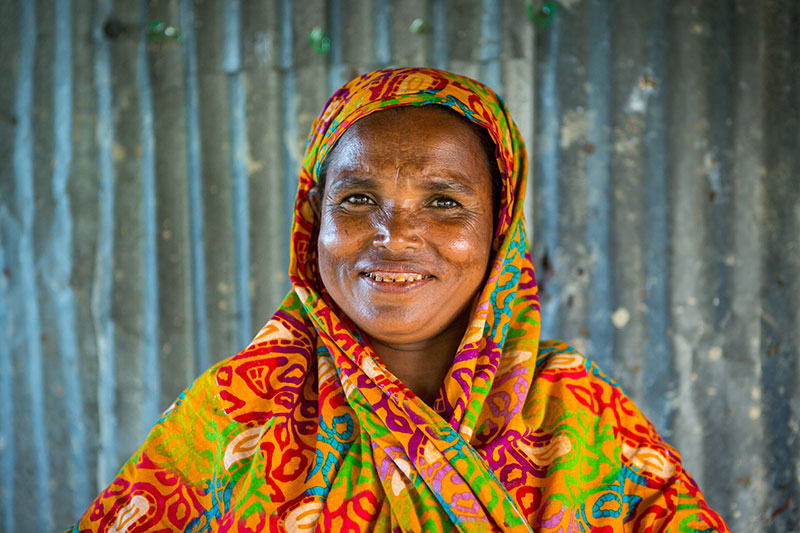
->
xmin=70 ymin=68 xmax=728 ymax=532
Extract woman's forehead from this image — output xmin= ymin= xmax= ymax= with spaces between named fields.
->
xmin=331 ymin=106 xmax=485 ymax=156
xmin=343 ymin=105 xmax=478 ymax=136
xmin=324 ymin=107 xmax=491 ymax=173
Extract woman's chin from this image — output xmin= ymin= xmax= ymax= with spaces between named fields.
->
xmin=361 ymin=323 xmax=438 ymax=348
xmin=357 ymin=311 xmax=470 ymax=352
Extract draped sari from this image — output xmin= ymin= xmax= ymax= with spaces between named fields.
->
xmin=71 ymin=68 xmax=728 ymax=532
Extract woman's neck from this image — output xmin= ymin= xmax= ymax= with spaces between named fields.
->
xmin=365 ymin=312 xmax=469 ymax=406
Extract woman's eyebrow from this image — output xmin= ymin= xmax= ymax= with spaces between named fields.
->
xmin=327 ymin=174 xmax=374 ymax=193
xmin=417 ymin=176 xmax=476 ymax=195
xmin=328 ymin=174 xmax=476 ymax=195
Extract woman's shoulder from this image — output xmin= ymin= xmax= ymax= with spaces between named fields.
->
xmin=524 ymin=339 xmax=728 ymax=531
xmin=533 ymin=338 xmax=616 ymax=387
xmin=139 ymin=306 xmax=320 ymax=440
xmin=529 ymin=338 xmax=685 ymax=488
xmin=530 ymin=338 xmax=653 ymax=438
xmin=69 ymin=311 xmax=320 ymax=531
xmin=207 ymin=311 xmax=320 ymax=424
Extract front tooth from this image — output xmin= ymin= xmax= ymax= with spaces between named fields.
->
xmin=396 ymin=274 xmax=406 ymax=282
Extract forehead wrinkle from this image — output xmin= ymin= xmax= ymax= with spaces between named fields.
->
xmin=371 ymin=165 xmax=473 ymax=194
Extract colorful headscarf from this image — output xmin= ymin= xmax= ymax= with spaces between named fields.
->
xmin=71 ymin=68 xmax=728 ymax=532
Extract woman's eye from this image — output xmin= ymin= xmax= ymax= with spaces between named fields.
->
xmin=343 ymin=194 xmax=374 ymax=206
xmin=431 ymin=197 xmax=460 ymax=209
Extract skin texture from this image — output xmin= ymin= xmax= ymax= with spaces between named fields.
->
xmin=309 ymin=107 xmax=495 ymax=404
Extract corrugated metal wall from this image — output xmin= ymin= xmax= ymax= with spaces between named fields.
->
xmin=1 ymin=0 xmax=797 ymax=531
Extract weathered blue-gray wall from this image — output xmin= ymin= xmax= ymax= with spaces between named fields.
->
xmin=1 ymin=0 xmax=797 ymax=531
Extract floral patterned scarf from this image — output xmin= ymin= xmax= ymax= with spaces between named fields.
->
xmin=71 ymin=68 xmax=728 ymax=532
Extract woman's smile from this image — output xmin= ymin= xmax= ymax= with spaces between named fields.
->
xmin=362 ymin=272 xmax=429 ymax=283
xmin=311 ymin=106 xmax=496 ymax=349
xmin=361 ymin=270 xmax=431 ymax=283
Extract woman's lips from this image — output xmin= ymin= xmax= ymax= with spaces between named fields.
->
xmin=359 ymin=270 xmax=435 ymax=292
xmin=362 ymin=271 xmax=432 ymax=283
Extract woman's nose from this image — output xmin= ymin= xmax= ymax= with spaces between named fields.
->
xmin=373 ymin=209 xmax=423 ymax=251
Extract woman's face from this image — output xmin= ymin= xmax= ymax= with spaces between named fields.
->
xmin=313 ymin=106 xmax=496 ymax=349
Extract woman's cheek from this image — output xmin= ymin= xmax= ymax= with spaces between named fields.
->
xmin=437 ymin=221 xmax=492 ymax=256
xmin=319 ymin=215 xmax=361 ymax=254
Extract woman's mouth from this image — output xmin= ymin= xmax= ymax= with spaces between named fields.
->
xmin=362 ymin=271 xmax=432 ymax=283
